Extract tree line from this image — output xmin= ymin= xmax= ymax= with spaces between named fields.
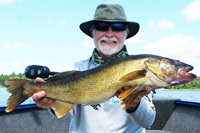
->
xmin=0 ymin=72 xmax=199 ymax=89
xmin=0 ymin=72 xmax=34 ymax=87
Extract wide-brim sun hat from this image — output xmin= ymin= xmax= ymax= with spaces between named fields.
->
xmin=80 ymin=4 xmax=140 ymax=39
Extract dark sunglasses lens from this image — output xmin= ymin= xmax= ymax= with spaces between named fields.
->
xmin=112 ymin=23 xmax=126 ymax=31
xmin=94 ymin=23 xmax=109 ymax=31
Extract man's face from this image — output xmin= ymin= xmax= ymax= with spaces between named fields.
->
xmin=91 ymin=23 xmax=128 ymax=56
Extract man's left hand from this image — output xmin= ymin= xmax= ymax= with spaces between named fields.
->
xmin=115 ymin=86 xmax=152 ymax=113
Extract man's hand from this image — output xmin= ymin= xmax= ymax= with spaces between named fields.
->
xmin=32 ymin=78 xmax=56 ymax=109
xmin=115 ymin=86 xmax=152 ymax=113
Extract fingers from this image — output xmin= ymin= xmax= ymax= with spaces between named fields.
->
xmin=36 ymin=97 xmax=56 ymax=109
xmin=115 ymin=88 xmax=125 ymax=97
xmin=128 ymin=86 xmax=152 ymax=108
xmin=116 ymin=86 xmax=152 ymax=112
xmin=34 ymin=78 xmax=53 ymax=109
xmin=127 ymin=91 xmax=145 ymax=110
xmin=36 ymin=77 xmax=44 ymax=83
xmin=134 ymin=86 xmax=152 ymax=101
xmin=115 ymin=86 xmax=131 ymax=97
xmin=115 ymin=86 xmax=152 ymax=97
xmin=32 ymin=91 xmax=56 ymax=109
xmin=32 ymin=91 xmax=46 ymax=102
xmin=144 ymin=85 xmax=152 ymax=94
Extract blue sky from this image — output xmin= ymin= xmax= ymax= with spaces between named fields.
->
xmin=0 ymin=0 xmax=200 ymax=76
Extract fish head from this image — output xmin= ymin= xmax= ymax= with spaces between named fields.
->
xmin=145 ymin=57 xmax=196 ymax=86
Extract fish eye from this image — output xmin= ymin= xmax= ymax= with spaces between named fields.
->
xmin=175 ymin=60 xmax=181 ymax=65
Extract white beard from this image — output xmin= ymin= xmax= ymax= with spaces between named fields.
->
xmin=94 ymin=36 xmax=124 ymax=55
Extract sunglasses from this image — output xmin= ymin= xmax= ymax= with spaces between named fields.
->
xmin=93 ymin=22 xmax=127 ymax=32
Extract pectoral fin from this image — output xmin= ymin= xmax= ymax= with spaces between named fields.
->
xmin=120 ymin=90 xmax=140 ymax=110
xmin=118 ymin=85 xmax=140 ymax=100
xmin=120 ymin=70 xmax=147 ymax=82
xmin=51 ymin=100 xmax=76 ymax=118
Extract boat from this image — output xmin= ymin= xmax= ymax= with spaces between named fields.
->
xmin=0 ymin=97 xmax=200 ymax=133
xmin=1 ymin=66 xmax=199 ymax=132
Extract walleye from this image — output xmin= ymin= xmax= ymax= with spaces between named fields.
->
xmin=5 ymin=54 xmax=196 ymax=118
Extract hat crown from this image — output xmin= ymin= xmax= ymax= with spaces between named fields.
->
xmin=94 ymin=4 xmax=127 ymax=21
xmin=79 ymin=4 xmax=139 ymax=39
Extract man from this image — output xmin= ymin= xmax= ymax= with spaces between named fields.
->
xmin=33 ymin=4 xmax=156 ymax=133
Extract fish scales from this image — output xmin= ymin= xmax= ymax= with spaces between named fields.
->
xmin=5 ymin=54 xmax=196 ymax=118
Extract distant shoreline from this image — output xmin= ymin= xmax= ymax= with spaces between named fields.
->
xmin=157 ymin=88 xmax=200 ymax=90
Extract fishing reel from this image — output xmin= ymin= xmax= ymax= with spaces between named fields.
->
xmin=25 ymin=65 xmax=59 ymax=79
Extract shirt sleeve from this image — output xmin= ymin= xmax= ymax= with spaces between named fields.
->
xmin=127 ymin=92 xmax=156 ymax=128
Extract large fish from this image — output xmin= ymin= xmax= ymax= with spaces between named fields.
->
xmin=5 ymin=54 xmax=196 ymax=118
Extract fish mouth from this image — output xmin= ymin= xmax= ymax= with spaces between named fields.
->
xmin=171 ymin=66 xmax=196 ymax=85
xmin=180 ymin=66 xmax=193 ymax=76
xmin=180 ymin=66 xmax=196 ymax=80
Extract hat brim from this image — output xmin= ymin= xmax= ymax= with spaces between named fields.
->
xmin=80 ymin=20 xmax=140 ymax=39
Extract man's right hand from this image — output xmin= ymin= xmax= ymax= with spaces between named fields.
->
xmin=32 ymin=78 xmax=56 ymax=109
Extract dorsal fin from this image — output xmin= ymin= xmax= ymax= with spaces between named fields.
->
xmin=45 ymin=70 xmax=79 ymax=82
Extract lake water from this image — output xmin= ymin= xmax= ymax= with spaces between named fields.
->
xmin=0 ymin=87 xmax=35 ymax=107
xmin=0 ymin=87 xmax=200 ymax=107
xmin=154 ymin=90 xmax=200 ymax=102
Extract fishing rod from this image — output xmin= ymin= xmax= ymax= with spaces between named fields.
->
xmin=25 ymin=65 xmax=59 ymax=79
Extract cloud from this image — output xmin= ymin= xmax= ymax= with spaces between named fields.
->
xmin=148 ymin=19 xmax=175 ymax=29
xmin=13 ymin=42 xmax=21 ymax=48
xmin=142 ymin=33 xmax=199 ymax=56
xmin=142 ymin=33 xmax=200 ymax=75
xmin=126 ymin=36 xmax=140 ymax=44
xmin=3 ymin=44 xmax=11 ymax=48
xmin=0 ymin=0 xmax=15 ymax=4
xmin=0 ymin=60 xmax=23 ymax=75
xmin=0 ymin=0 xmax=23 ymax=4
xmin=4 ymin=42 xmax=22 ymax=48
xmin=12 ymin=62 xmax=20 ymax=68
xmin=182 ymin=0 xmax=200 ymax=21
xmin=60 ymin=19 xmax=67 ymax=24
xmin=1 ymin=42 xmax=24 ymax=52
xmin=83 ymin=36 xmax=94 ymax=48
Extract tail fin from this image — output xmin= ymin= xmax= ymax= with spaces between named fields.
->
xmin=5 ymin=79 xmax=31 ymax=112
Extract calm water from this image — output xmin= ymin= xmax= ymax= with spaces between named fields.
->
xmin=0 ymin=87 xmax=200 ymax=107
xmin=0 ymin=87 xmax=35 ymax=107
xmin=154 ymin=89 xmax=200 ymax=102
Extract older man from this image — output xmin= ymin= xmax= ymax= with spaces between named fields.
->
xmin=33 ymin=4 xmax=156 ymax=133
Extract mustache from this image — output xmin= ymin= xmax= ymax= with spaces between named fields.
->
xmin=99 ymin=36 xmax=118 ymax=43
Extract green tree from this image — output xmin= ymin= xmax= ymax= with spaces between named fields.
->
xmin=0 ymin=72 xmax=34 ymax=87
